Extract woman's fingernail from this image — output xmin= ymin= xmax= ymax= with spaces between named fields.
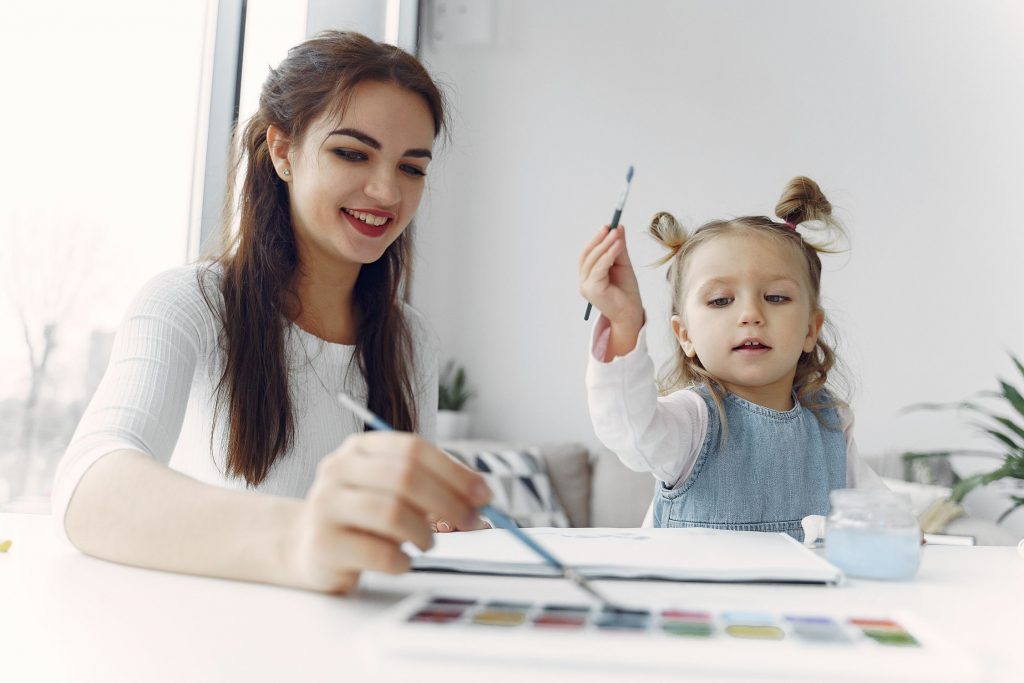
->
xmin=437 ymin=521 xmax=451 ymax=532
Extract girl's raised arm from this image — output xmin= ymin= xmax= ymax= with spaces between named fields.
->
xmin=579 ymin=226 xmax=645 ymax=359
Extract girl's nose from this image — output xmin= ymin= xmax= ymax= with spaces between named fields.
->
xmin=738 ymin=301 xmax=764 ymax=325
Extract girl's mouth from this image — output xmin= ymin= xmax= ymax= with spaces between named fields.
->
xmin=733 ymin=340 xmax=771 ymax=353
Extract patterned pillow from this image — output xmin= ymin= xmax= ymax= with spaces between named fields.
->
xmin=443 ymin=446 xmax=571 ymax=528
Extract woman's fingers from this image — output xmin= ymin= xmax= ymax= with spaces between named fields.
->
xmin=321 ymin=434 xmax=491 ymax=530
xmin=309 ymin=484 xmax=434 ymax=551
xmin=295 ymin=433 xmax=495 ymax=591
xmin=432 ymin=514 xmax=490 ymax=532
xmin=308 ymin=525 xmax=413 ymax=577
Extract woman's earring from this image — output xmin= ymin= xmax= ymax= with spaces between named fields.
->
xmin=283 ymin=168 xmax=290 ymax=177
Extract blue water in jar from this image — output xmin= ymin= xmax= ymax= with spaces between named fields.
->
xmin=824 ymin=526 xmax=921 ymax=580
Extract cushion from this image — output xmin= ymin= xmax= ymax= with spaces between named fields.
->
xmin=589 ymin=446 xmax=656 ymax=527
xmin=526 ymin=442 xmax=591 ymax=527
xmin=442 ymin=441 xmax=572 ymax=528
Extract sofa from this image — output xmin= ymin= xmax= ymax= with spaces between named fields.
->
xmin=442 ymin=440 xmax=1024 ymax=546
xmin=440 ymin=440 xmax=654 ymax=528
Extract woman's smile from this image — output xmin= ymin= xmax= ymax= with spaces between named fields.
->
xmin=342 ymin=207 xmax=394 ymax=237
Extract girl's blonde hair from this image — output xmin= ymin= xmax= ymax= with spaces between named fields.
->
xmin=650 ymin=176 xmax=847 ymax=427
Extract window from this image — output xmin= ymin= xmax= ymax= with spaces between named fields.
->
xmin=0 ymin=0 xmax=213 ymax=510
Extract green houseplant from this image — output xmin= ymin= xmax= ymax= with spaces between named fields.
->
xmin=438 ymin=361 xmax=473 ymax=412
xmin=901 ymin=354 xmax=1024 ymax=525
xmin=437 ymin=361 xmax=473 ymax=440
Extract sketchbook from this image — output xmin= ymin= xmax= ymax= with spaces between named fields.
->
xmin=409 ymin=527 xmax=844 ymax=585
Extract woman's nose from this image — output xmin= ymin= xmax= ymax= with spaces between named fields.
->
xmin=365 ymin=170 xmax=400 ymax=207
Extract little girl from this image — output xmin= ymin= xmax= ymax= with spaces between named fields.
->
xmin=579 ymin=176 xmax=884 ymax=540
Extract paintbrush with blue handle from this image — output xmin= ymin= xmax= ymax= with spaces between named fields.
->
xmin=584 ymin=165 xmax=634 ymax=321
xmin=336 ymin=391 xmax=624 ymax=609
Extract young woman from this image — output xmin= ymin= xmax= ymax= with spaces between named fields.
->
xmin=53 ymin=31 xmax=490 ymax=594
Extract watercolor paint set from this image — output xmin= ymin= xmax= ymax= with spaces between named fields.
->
xmin=365 ymin=593 xmax=981 ymax=682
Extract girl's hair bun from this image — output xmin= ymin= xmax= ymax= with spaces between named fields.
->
xmin=775 ymin=176 xmax=832 ymax=226
xmin=648 ymin=211 xmax=686 ymax=266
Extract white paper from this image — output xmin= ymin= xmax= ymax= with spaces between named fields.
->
xmin=410 ymin=527 xmax=844 ymax=584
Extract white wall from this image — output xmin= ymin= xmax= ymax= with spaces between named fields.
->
xmin=412 ymin=0 xmax=1024 ymax=459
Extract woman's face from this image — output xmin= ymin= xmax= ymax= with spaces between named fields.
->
xmin=272 ymin=80 xmax=436 ymax=271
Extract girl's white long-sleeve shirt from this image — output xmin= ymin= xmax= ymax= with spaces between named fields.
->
xmin=52 ymin=264 xmax=438 ymax=542
xmin=585 ymin=315 xmax=884 ymax=498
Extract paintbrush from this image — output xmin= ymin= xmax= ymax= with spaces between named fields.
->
xmin=336 ymin=392 xmax=625 ymax=610
xmin=584 ymin=165 xmax=634 ymax=321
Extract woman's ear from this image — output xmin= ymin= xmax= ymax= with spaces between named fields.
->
xmin=671 ymin=315 xmax=697 ymax=358
xmin=266 ymin=125 xmax=293 ymax=181
xmin=803 ymin=309 xmax=826 ymax=352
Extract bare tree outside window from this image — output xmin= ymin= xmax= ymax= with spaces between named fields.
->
xmin=0 ymin=0 xmax=210 ymax=511
xmin=0 ymin=214 xmax=113 ymax=504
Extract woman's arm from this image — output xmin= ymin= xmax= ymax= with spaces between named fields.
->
xmin=56 ymin=268 xmax=490 ymax=591
xmin=65 ymin=434 xmax=491 ymax=593
xmin=65 ymin=449 xmax=303 ymax=586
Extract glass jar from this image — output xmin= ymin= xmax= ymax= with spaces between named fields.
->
xmin=824 ymin=489 xmax=921 ymax=580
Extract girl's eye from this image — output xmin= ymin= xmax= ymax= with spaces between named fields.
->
xmin=400 ymin=164 xmax=427 ymax=178
xmin=333 ymin=148 xmax=367 ymax=162
xmin=765 ymin=294 xmax=791 ymax=303
xmin=708 ymin=297 xmax=732 ymax=307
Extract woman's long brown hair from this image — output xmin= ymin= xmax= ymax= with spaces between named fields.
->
xmin=200 ymin=31 xmax=446 ymax=486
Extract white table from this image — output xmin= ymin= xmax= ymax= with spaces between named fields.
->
xmin=2 ymin=513 xmax=1021 ymax=682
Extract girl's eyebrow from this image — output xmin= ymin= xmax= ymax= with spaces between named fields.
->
xmin=695 ymin=275 xmax=801 ymax=295
xmin=326 ymin=127 xmax=432 ymax=159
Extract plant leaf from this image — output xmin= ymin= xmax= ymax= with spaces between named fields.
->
xmin=900 ymin=400 xmax=973 ymax=414
xmin=1012 ymin=354 xmax=1024 ymax=384
xmin=950 ymin=469 xmax=1010 ymax=503
xmin=999 ymin=380 xmax=1024 ymax=420
xmin=996 ymin=496 xmax=1024 ymax=525
xmin=991 ymin=415 xmax=1024 ymax=446
xmin=900 ymin=450 xmax=952 ymax=462
xmin=976 ymin=426 xmax=1024 ymax=455
xmin=951 ymin=474 xmax=986 ymax=503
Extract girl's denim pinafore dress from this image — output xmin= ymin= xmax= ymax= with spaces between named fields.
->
xmin=652 ymin=387 xmax=846 ymax=542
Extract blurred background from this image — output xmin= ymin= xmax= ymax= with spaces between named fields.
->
xmin=2 ymin=0 xmax=1022 ymax=514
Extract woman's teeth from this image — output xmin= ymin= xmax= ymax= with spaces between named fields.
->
xmin=343 ymin=208 xmax=388 ymax=226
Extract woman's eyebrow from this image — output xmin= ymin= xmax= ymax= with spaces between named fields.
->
xmin=327 ymin=127 xmax=432 ymax=159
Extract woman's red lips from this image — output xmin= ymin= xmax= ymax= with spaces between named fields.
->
xmin=342 ymin=207 xmax=393 ymax=237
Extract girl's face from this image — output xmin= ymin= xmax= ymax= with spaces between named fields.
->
xmin=270 ymin=80 xmax=436 ymax=273
xmin=672 ymin=233 xmax=824 ymax=409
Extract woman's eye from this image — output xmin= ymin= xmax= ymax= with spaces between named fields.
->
xmin=400 ymin=164 xmax=427 ymax=178
xmin=333 ymin=148 xmax=367 ymax=162
xmin=708 ymin=297 xmax=732 ymax=307
xmin=765 ymin=294 xmax=791 ymax=303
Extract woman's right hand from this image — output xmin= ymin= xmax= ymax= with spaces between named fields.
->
xmin=579 ymin=225 xmax=645 ymax=354
xmin=289 ymin=432 xmax=492 ymax=594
